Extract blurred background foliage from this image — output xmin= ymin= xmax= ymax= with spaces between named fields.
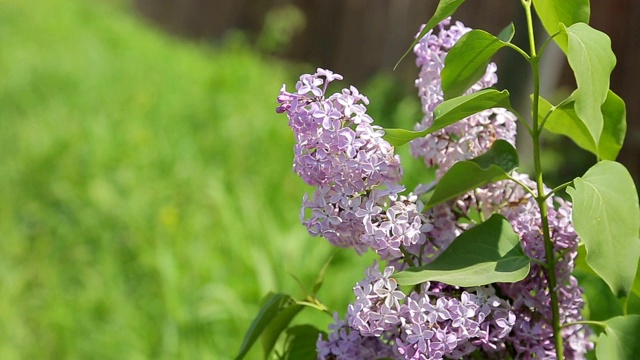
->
xmin=0 ymin=0 xmax=388 ymax=358
xmin=0 ymin=0 xmax=637 ymax=359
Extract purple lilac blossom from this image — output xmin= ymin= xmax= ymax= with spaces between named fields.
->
xmin=387 ymin=203 xmax=465 ymax=272
xmin=395 ymin=283 xmax=516 ymax=359
xmin=408 ymin=19 xmax=591 ymax=358
xmin=475 ymin=174 xmax=593 ymax=359
xmin=317 ymin=312 xmax=396 ymax=360
xmin=411 ymin=18 xmax=518 ymax=179
xmin=322 ymin=263 xmax=516 ymax=359
xmin=277 ymin=69 xmax=431 ymax=259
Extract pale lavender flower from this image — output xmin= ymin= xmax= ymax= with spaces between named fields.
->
xmin=278 ymin=69 xmax=432 ymax=258
xmin=403 ymin=18 xmax=590 ymax=357
xmin=395 ymin=283 xmax=515 ymax=359
xmin=473 ymin=173 xmax=593 ymax=358
xmin=343 ymin=264 xmax=515 ymax=359
xmin=411 ymin=18 xmax=517 ymax=178
xmin=347 ymin=264 xmax=405 ymax=336
xmin=317 ymin=313 xmax=396 ymax=360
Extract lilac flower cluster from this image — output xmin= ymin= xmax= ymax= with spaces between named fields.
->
xmin=318 ymin=264 xmax=516 ymax=359
xmin=316 ymin=312 xmax=396 ymax=360
xmin=277 ymin=69 xmax=431 ymax=259
xmin=478 ymin=175 xmax=593 ymax=358
xmin=411 ymin=18 xmax=517 ymax=179
xmin=406 ymin=19 xmax=591 ymax=358
xmin=277 ymin=18 xmax=592 ymax=360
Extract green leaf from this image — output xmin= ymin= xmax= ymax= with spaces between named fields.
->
xmin=532 ymin=0 xmax=590 ymax=50
xmin=541 ymin=91 xmax=626 ymax=160
xmin=427 ymin=140 xmax=518 ymax=207
xmin=567 ymin=161 xmax=640 ymax=297
xmin=624 ymin=259 xmax=640 ymax=314
xmin=632 ymin=260 xmax=640 ymax=300
xmin=559 ymin=23 xmax=616 ymax=149
xmin=393 ymin=214 xmax=530 ymax=287
xmin=294 ymin=300 xmax=329 ymax=314
xmin=383 ymin=128 xmax=426 ymax=147
xmin=394 ymin=0 xmax=466 ymax=69
xmin=383 ymin=89 xmax=512 ymax=146
xmin=579 ymin=271 xmax=625 ymax=321
xmin=261 ymin=302 xmax=303 ymax=359
xmin=574 ymin=247 xmax=624 ymax=321
xmin=284 ymin=325 xmax=326 ymax=360
xmin=496 ymin=23 xmax=516 ymax=43
xmin=235 ymin=293 xmax=296 ymax=360
xmin=596 ymin=315 xmax=640 ymax=360
xmin=598 ymin=91 xmax=627 ymax=160
xmin=539 ymin=95 xmax=594 ymax=153
xmin=433 ymin=89 xmax=512 ymax=131
xmin=311 ymin=251 xmax=335 ymax=296
xmin=441 ymin=25 xmax=514 ymax=99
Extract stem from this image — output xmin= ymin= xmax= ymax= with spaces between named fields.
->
xmin=538 ymin=107 xmax=554 ymax=131
xmin=400 ymin=246 xmax=416 ymax=267
xmin=545 ymin=181 xmax=574 ymax=200
xmin=296 ymin=299 xmax=333 ymax=317
xmin=522 ymin=0 xmax=536 ymax=56
xmin=507 ymin=174 xmax=538 ymax=199
xmin=528 ymin=256 xmax=548 ymax=268
xmin=538 ymin=30 xmax=561 ymax=60
xmin=509 ymin=107 xmax=534 ymax=137
xmin=523 ymin=1 xmax=565 ymax=358
xmin=505 ymin=42 xmax=531 ymax=61
xmin=561 ymin=320 xmax=607 ymax=330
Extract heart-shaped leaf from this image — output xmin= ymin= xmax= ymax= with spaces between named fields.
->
xmin=236 ymin=293 xmax=300 ymax=360
xmin=284 ymin=325 xmax=326 ymax=360
xmin=541 ymin=91 xmax=626 ymax=160
xmin=441 ymin=24 xmax=515 ymax=99
xmin=393 ymin=214 xmax=530 ymax=287
xmin=596 ymin=315 xmax=640 ymax=360
xmin=559 ymin=23 xmax=616 ymax=151
xmin=383 ymin=127 xmax=429 ymax=148
xmin=432 ymin=89 xmax=512 ymax=132
xmin=531 ymin=0 xmax=590 ymax=50
xmin=573 ymin=247 xmax=624 ymax=321
xmin=260 ymin=301 xmax=304 ymax=358
xmin=427 ymin=140 xmax=519 ymax=207
xmin=567 ymin=161 xmax=640 ymax=297
xmin=383 ymin=89 xmax=512 ymax=146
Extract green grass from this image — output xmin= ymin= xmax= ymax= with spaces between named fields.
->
xmin=0 ymin=0 xmax=378 ymax=358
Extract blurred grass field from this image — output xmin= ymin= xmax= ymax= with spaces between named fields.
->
xmin=0 ymin=0 xmax=391 ymax=358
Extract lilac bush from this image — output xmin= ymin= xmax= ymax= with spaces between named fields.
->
xmin=276 ymin=18 xmax=593 ymax=358
xmin=237 ymin=1 xmax=640 ymax=359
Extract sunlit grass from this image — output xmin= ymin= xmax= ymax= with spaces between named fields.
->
xmin=0 ymin=0 xmax=377 ymax=358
